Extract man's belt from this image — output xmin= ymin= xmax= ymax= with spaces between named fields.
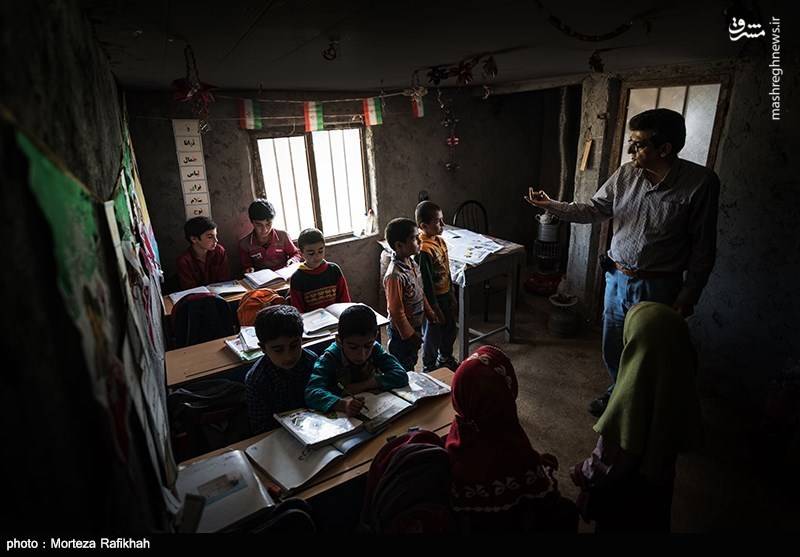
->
xmin=613 ymin=261 xmax=681 ymax=279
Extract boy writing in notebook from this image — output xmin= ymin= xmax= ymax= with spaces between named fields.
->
xmin=289 ymin=227 xmax=352 ymax=312
xmin=239 ymin=199 xmax=302 ymax=273
xmin=416 ymin=201 xmax=458 ymax=371
xmin=244 ymin=305 xmax=318 ymax=434
xmin=176 ymin=216 xmax=231 ymax=290
xmin=383 ymin=218 xmax=438 ymax=371
xmin=305 ymin=304 xmax=408 ymax=417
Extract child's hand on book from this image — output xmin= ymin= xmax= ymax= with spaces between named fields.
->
xmin=340 ymin=396 xmax=365 ymax=417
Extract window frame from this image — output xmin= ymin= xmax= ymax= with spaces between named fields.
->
xmin=248 ymin=124 xmax=372 ymax=242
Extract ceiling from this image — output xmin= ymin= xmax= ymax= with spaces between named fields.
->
xmin=82 ymin=0 xmax=742 ymax=92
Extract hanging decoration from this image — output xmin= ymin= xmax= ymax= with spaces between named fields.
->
xmin=412 ymin=47 xmax=518 ymax=88
xmin=533 ymin=1 xmax=657 ymax=41
xmin=304 ymin=101 xmax=324 ymax=132
xmin=237 ymin=99 xmax=264 ymax=130
xmin=171 ymin=45 xmax=216 ymax=129
xmin=437 ymin=88 xmax=460 ymax=172
xmin=411 ymin=93 xmax=425 ymax=118
xmin=363 ymin=97 xmax=384 ymax=126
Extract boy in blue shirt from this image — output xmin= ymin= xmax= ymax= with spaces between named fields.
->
xmin=305 ymin=304 xmax=408 ymax=416
xmin=244 ymin=305 xmax=318 ymax=434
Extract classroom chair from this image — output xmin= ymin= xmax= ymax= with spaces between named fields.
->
xmin=452 ymin=199 xmax=498 ymax=322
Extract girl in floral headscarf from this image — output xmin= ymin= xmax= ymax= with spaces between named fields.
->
xmin=446 ymin=345 xmax=577 ymax=532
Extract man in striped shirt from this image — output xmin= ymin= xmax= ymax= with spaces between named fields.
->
xmin=527 ymin=108 xmax=720 ymax=417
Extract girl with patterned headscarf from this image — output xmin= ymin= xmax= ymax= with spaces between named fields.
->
xmin=446 ymin=345 xmax=577 ymax=532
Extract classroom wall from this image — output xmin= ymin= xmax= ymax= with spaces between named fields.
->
xmin=0 ymin=1 xmax=167 ymax=531
xmin=127 ymin=88 xmax=556 ymax=308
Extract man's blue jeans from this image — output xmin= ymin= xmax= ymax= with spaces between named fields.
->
xmin=388 ymin=324 xmax=421 ymax=371
xmin=602 ymin=269 xmax=683 ymax=394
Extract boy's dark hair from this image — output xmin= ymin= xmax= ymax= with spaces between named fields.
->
xmin=385 ymin=218 xmax=417 ymax=250
xmin=254 ymin=305 xmax=304 ymax=343
xmin=184 ymin=216 xmax=217 ymax=242
xmin=629 ymin=108 xmax=686 ymax=154
xmin=298 ymin=228 xmax=325 ymax=250
xmin=248 ymin=199 xmax=276 ymax=221
xmin=415 ymin=201 xmax=442 ymax=226
xmin=338 ymin=304 xmax=377 ymax=339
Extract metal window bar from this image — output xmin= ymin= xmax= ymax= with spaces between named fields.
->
xmin=269 ymin=139 xmax=289 ymax=231
xmin=325 ymin=131 xmax=342 ymax=234
xmin=338 ymin=130 xmax=354 ymax=233
xmin=287 ymin=137 xmax=303 ymax=235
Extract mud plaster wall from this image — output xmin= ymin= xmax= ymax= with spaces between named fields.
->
xmin=128 ymin=89 xmax=554 ymax=310
xmin=0 ymin=1 xmax=166 ymax=530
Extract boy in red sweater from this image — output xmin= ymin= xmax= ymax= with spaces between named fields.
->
xmin=289 ymin=228 xmax=351 ymax=312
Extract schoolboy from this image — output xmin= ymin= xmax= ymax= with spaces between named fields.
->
xmin=244 ymin=305 xmax=318 ymax=434
xmin=383 ymin=218 xmax=438 ymax=371
xmin=289 ymin=227 xmax=352 ymax=312
xmin=415 ymin=201 xmax=458 ymax=371
xmin=176 ymin=216 xmax=230 ymax=290
xmin=305 ymin=304 xmax=408 ymax=416
xmin=238 ymin=199 xmax=301 ymax=273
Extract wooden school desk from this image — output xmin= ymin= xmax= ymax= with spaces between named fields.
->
xmin=165 ymin=332 xmax=335 ymax=388
xmin=181 ymin=367 xmax=455 ymax=502
xmin=162 ymin=279 xmax=290 ymax=316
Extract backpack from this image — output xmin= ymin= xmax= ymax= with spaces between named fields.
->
xmin=168 ymin=379 xmax=251 ymax=462
xmin=237 ymin=288 xmax=285 ymax=327
xmin=171 ymin=293 xmax=237 ymax=348
xmin=360 ymin=429 xmax=456 ymax=533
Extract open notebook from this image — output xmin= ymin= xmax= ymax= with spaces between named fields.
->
xmin=175 ymin=450 xmax=275 ymax=533
xmin=243 ymin=264 xmax=298 ymax=289
xmin=167 ymin=282 xmax=247 ymax=304
xmin=302 ymin=302 xmax=390 ymax=336
xmin=273 ymin=372 xmax=451 ymax=450
xmin=244 ymin=428 xmax=375 ymax=494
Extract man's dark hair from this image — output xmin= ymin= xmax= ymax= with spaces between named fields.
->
xmin=629 ymin=108 xmax=686 ymax=154
xmin=338 ymin=304 xmax=378 ymax=339
xmin=298 ymin=228 xmax=325 ymax=250
xmin=184 ymin=216 xmax=217 ymax=242
xmin=254 ymin=305 xmax=304 ymax=343
xmin=248 ymin=199 xmax=276 ymax=221
xmin=385 ymin=218 xmax=417 ymax=250
xmin=415 ymin=200 xmax=442 ymax=226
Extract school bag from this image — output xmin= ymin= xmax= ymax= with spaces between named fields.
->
xmin=237 ymin=288 xmax=284 ymax=327
xmin=168 ymin=378 xmax=251 ymax=462
xmin=171 ymin=293 xmax=237 ymax=348
xmin=360 ymin=429 xmax=456 ymax=533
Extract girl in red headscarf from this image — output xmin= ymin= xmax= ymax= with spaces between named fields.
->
xmin=445 ymin=345 xmax=577 ymax=532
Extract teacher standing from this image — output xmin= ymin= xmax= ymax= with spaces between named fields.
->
xmin=526 ymin=108 xmax=720 ymax=417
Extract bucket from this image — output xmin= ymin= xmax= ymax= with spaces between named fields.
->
xmin=536 ymin=214 xmax=560 ymax=243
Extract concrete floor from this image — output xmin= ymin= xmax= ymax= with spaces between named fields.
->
xmin=451 ymin=285 xmax=799 ymax=532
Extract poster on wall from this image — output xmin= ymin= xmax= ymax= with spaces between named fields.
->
xmin=17 ymin=132 xmax=132 ymax=463
xmin=173 ymin=119 xmax=211 ymax=219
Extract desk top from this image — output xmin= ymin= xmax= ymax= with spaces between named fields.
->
xmin=181 ymin=367 xmax=455 ymax=501
xmin=162 ymin=279 xmax=290 ymax=315
xmin=165 ymin=332 xmax=335 ymax=388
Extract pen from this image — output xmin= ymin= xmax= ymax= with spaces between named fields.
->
xmin=337 ymin=382 xmax=369 ymax=411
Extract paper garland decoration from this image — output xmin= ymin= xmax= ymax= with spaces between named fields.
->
xmin=304 ymin=101 xmax=324 ymax=132
xmin=237 ymin=99 xmax=263 ymax=130
xmin=173 ymin=119 xmax=211 ymax=219
xmin=363 ymin=97 xmax=383 ymax=126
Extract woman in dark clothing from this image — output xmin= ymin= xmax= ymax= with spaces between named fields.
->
xmin=571 ymin=302 xmax=703 ymax=532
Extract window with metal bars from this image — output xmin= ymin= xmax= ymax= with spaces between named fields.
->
xmin=252 ymin=127 xmax=371 ymax=240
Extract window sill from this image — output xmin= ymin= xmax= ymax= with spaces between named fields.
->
xmin=325 ymin=232 xmax=380 ymax=248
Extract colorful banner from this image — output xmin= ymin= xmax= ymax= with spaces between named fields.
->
xmin=304 ymin=101 xmax=324 ymax=132
xmin=237 ymin=98 xmax=263 ymax=130
xmin=363 ymin=97 xmax=383 ymax=126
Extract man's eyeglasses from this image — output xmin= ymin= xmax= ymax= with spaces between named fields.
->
xmin=627 ymin=139 xmax=651 ymax=152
